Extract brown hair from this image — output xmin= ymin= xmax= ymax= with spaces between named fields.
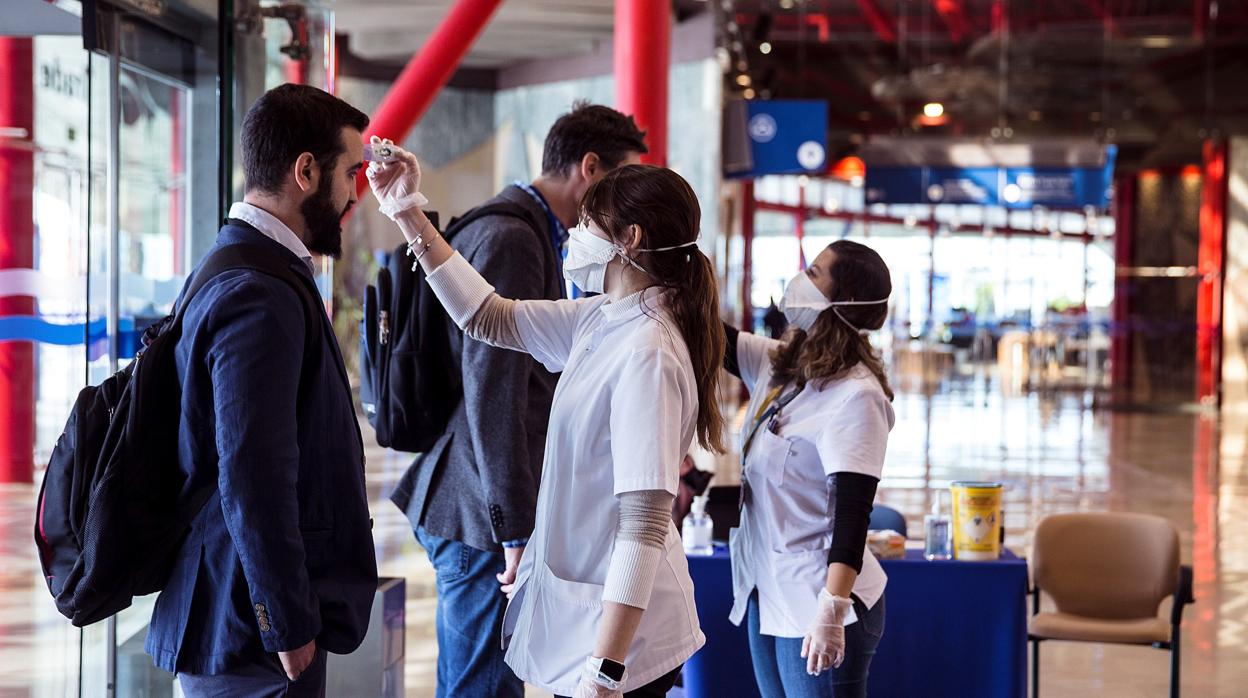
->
xmin=769 ymin=240 xmax=894 ymax=400
xmin=542 ymin=101 xmax=648 ymax=176
xmin=581 ymin=165 xmax=727 ymax=453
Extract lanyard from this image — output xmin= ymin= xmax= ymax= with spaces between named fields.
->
xmin=514 ymin=181 xmax=568 ymax=277
xmin=741 ymin=384 xmax=802 ymax=460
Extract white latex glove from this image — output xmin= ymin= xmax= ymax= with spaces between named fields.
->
xmin=365 ymin=136 xmax=428 ymax=220
xmin=572 ymin=675 xmax=622 ymax=698
xmin=573 ymin=658 xmax=624 ymax=698
xmin=801 ymin=588 xmax=851 ymax=676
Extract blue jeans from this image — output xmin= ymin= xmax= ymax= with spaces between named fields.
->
xmin=415 ymin=526 xmax=524 ymax=698
xmin=746 ymin=592 xmax=885 ymax=698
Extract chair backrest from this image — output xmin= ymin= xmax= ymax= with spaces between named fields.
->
xmin=869 ymin=504 xmax=908 ymax=538
xmin=1033 ymin=512 xmax=1179 ymax=620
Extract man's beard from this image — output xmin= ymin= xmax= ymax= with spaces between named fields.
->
xmin=300 ymin=173 xmax=351 ymax=259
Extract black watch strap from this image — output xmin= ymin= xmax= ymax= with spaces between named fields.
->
xmin=599 ymin=658 xmax=627 ymax=682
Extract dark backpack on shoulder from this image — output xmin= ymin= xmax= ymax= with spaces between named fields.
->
xmin=361 ymin=202 xmax=543 ymax=452
xmin=34 ymin=243 xmax=324 ymax=627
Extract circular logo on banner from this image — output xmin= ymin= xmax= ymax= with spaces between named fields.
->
xmin=797 ymin=140 xmax=826 ymax=170
xmin=927 ymin=184 xmax=945 ymax=202
xmin=1002 ymin=183 xmax=1022 ymax=204
xmin=748 ymin=114 xmax=778 ymax=143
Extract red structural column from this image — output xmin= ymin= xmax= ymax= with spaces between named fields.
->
xmin=741 ymin=180 xmax=755 ymax=331
xmin=0 ymin=37 xmax=35 ymax=484
xmin=1197 ymin=141 xmax=1228 ymax=405
xmin=614 ymin=0 xmax=670 ymax=166
xmin=284 ymin=59 xmax=307 ymax=86
xmin=355 ymin=0 xmax=504 ymax=197
xmin=284 ymin=13 xmax=308 ymax=85
xmin=1110 ymin=174 xmax=1136 ymax=399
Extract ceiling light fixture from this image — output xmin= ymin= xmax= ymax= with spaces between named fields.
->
xmin=923 ymin=102 xmax=945 ymax=119
xmin=760 ymin=41 xmax=772 ymax=54
xmin=744 ymin=88 xmax=757 ymax=99
xmin=736 ymin=74 xmax=752 ymax=87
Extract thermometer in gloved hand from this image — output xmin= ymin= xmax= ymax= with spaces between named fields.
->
xmin=363 ymin=142 xmax=399 ymax=164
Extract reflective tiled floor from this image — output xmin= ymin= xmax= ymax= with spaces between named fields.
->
xmin=3 ymin=384 xmax=1247 ymax=697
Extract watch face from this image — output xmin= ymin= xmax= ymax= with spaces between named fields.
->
xmin=599 ymin=658 xmax=626 ymax=682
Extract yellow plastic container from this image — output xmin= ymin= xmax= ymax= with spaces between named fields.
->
xmin=950 ymin=481 xmax=1003 ymax=561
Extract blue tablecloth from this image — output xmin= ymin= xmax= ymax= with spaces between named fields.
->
xmin=683 ymin=546 xmax=1029 ymax=698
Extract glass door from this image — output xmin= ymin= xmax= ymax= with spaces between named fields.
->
xmin=80 ymin=2 xmax=221 ymax=695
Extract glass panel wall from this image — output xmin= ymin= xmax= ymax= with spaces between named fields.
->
xmin=1 ymin=28 xmax=91 ymax=698
xmin=749 ymin=174 xmax=1117 ymax=395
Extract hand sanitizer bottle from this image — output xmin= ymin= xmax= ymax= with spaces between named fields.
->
xmin=682 ymin=495 xmax=714 ymax=556
xmin=924 ymin=491 xmax=952 ymax=561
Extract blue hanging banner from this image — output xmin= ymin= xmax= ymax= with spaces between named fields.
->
xmin=724 ymin=99 xmax=829 ymax=178
xmin=861 ymin=138 xmax=1117 ymax=210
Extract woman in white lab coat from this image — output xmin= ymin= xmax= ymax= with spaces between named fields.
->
xmin=724 ymin=240 xmax=894 ymax=698
xmin=368 ymin=149 xmax=723 ymax=698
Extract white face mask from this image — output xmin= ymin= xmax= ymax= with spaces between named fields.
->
xmin=779 ymin=272 xmax=889 ymax=333
xmin=562 ymin=224 xmax=698 ymax=294
xmin=563 ymin=225 xmax=619 ymax=294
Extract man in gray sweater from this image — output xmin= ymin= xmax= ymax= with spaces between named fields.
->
xmin=390 ymin=103 xmax=647 ymax=698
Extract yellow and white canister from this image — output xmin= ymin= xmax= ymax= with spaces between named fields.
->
xmin=950 ymin=481 xmax=1003 ymax=561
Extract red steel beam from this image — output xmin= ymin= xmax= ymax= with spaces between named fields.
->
xmin=754 ymin=200 xmax=1104 ymax=242
xmin=1197 ymin=141 xmax=1228 ymax=405
xmin=615 ymin=0 xmax=671 ymax=166
xmin=1087 ymin=0 xmax=1115 ymax=36
xmin=932 ymin=0 xmax=973 ymax=43
xmin=856 ymin=0 xmax=898 ymax=43
xmin=0 ymin=37 xmax=35 ymax=484
xmin=356 ymin=0 xmax=504 ymax=197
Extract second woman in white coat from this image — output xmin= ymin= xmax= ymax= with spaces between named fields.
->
xmin=368 ymin=149 xmax=724 ymax=698
xmin=725 ymin=240 xmax=895 ymax=698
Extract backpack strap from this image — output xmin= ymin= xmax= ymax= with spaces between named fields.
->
xmin=171 ymin=242 xmax=328 ymax=528
xmin=443 ymin=201 xmax=545 ymax=242
xmin=176 ymin=242 xmax=322 ymax=340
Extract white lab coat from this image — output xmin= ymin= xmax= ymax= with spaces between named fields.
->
xmin=728 ymin=331 xmax=894 ymax=637
xmin=500 ymin=290 xmax=705 ymax=695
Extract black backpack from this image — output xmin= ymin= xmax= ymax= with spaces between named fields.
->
xmin=361 ymin=203 xmax=543 ymax=452
xmin=34 ymin=242 xmax=324 ymax=627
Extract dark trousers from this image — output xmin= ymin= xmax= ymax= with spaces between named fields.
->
xmin=747 ymin=592 xmax=886 ymax=698
xmin=177 ymin=648 xmax=327 ymax=698
xmin=416 ymin=525 xmax=525 ymax=698
xmin=555 ymin=665 xmax=684 ymax=698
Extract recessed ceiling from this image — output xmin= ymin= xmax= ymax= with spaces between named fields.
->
xmin=333 ymin=0 xmax=618 ymax=67
xmin=721 ymin=0 xmax=1248 ymax=168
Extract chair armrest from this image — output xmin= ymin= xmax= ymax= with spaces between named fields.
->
xmin=1170 ymin=564 xmax=1194 ymax=627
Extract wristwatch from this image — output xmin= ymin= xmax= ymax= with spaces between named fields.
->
xmin=585 ymin=656 xmax=627 ymax=690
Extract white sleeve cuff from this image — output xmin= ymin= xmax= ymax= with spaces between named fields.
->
xmin=602 ymin=539 xmax=665 ymax=610
xmin=425 ymin=251 xmax=496 ymax=329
